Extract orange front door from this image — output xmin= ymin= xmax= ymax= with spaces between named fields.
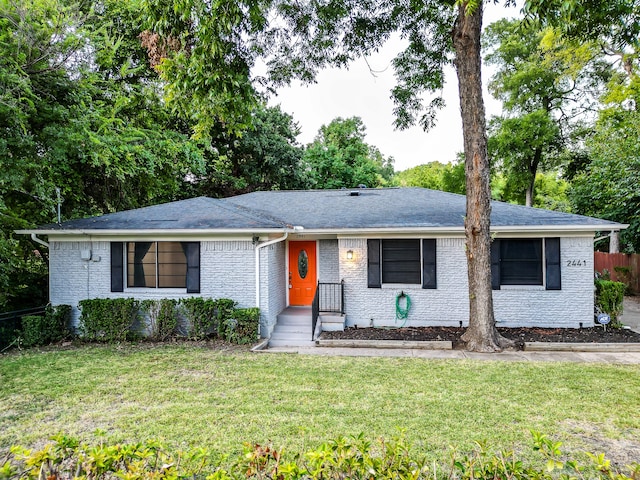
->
xmin=288 ymin=241 xmax=317 ymax=306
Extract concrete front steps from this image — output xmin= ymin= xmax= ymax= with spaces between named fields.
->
xmin=269 ymin=307 xmax=347 ymax=347
xmin=269 ymin=307 xmax=315 ymax=347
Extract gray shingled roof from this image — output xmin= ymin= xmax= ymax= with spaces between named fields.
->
xmin=35 ymin=197 xmax=286 ymax=231
xmin=30 ymin=188 xmax=623 ymax=232
xmin=227 ymin=188 xmax=622 ymax=230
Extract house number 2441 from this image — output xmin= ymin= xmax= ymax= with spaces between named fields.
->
xmin=566 ymin=259 xmax=587 ymax=267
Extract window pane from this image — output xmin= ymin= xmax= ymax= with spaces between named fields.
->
xmin=127 ymin=242 xmax=156 ymax=287
xmin=501 ymin=239 xmax=542 ymax=285
xmin=382 ymin=239 xmax=421 ymax=284
xmin=158 ymin=242 xmax=187 ymax=288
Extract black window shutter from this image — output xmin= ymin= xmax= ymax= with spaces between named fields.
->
xmin=422 ymin=239 xmax=437 ymax=289
xmin=545 ymin=237 xmax=561 ymax=290
xmin=367 ymin=239 xmax=381 ymax=288
xmin=184 ymin=242 xmax=201 ymax=293
xmin=111 ymin=242 xmax=124 ymax=292
xmin=490 ymin=239 xmax=501 ymax=290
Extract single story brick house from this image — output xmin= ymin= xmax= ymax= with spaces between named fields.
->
xmin=19 ymin=187 xmax=625 ymax=343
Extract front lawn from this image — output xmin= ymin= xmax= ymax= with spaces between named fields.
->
xmin=1 ymin=344 xmax=639 ymax=462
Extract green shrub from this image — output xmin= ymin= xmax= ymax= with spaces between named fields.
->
xmin=20 ymin=305 xmax=71 ymax=348
xmin=78 ymin=298 xmax=140 ymax=342
xmin=179 ymin=297 xmax=221 ymax=340
xmin=2 ymin=432 xmax=638 ymax=480
xmin=220 ymin=307 xmax=260 ymax=344
xmin=215 ymin=298 xmax=236 ymax=324
xmin=0 ymin=319 xmax=21 ymax=351
xmin=20 ymin=315 xmax=46 ymax=348
xmin=614 ymin=265 xmax=637 ymax=295
xmin=595 ymin=279 xmax=626 ymax=326
xmin=140 ymin=299 xmax=178 ymax=340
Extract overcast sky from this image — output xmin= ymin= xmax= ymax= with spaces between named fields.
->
xmin=267 ymin=3 xmax=519 ymax=172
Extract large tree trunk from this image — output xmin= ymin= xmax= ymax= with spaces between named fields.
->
xmin=525 ymin=146 xmax=543 ymax=207
xmin=453 ymin=1 xmax=513 ymax=352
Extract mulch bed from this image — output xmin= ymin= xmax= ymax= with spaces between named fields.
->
xmin=320 ymin=326 xmax=640 ymax=350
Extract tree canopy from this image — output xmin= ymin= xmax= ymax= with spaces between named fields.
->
xmin=484 ymin=18 xmax=607 ymax=206
xmin=303 ymin=117 xmax=394 ymax=189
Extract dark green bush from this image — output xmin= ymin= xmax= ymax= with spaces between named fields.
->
xmin=220 ymin=307 xmax=260 ymax=344
xmin=0 ymin=319 xmax=21 ymax=351
xmin=179 ymin=297 xmax=222 ymax=340
xmin=3 ymin=432 xmax=638 ymax=480
xmin=613 ymin=265 xmax=637 ymax=295
xmin=20 ymin=315 xmax=45 ymax=348
xmin=595 ymin=279 xmax=626 ymax=325
xmin=20 ymin=305 xmax=71 ymax=348
xmin=78 ymin=298 xmax=140 ymax=342
xmin=140 ymin=299 xmax=178 ymax=340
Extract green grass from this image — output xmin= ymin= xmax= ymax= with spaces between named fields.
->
xmin=1 ymin=344 xmax=639 ymax=458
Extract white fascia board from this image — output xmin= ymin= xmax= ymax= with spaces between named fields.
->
xmin=16 ymin=228 xmax=287 ymax=237
xmin=18 ymin=223 xmax=627 ymax=240
xmin=302 ymin=224 xmax=627 ymax=237
xmin=491 ymin=224 xmax=629 ymax=235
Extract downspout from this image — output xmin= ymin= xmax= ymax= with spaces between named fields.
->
xmin=594 ymin=231 xmax=617 ymax=244
xmin=254 ymin=232 xmax=288 ymax=309
xmin=254 ymin=226 xmax=303 ymax=338
xmin=31 ymin=233 xmax=49 ymax=248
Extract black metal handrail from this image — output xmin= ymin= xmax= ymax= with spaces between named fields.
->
xmin=311 ymin=281 xmax=345 ymax=340
xmin=0 ymin=306 xmax=47 ymax=322
xmin=0 ymin=306 xmax=47 ymax=351
xmin=318 ymin=280 xmax=345 ymax=314
xmin=311 ymin=285 xmax=320 ymax=341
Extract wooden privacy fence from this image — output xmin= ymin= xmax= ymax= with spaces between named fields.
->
xmin=594 ymin=252 xmax=640 ymax=293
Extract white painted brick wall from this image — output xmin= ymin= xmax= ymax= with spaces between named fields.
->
xmin=50 ymin=239 xmax=258 ymax=329
xmin=339 ymin=236 xmax=595 ymax=329
xmin=49 ymin=234 xmax=596 ymax=333
xmin=339 ymin=238 xmax=470 ymax=327
xmin=259 ymin=242 xmax=286 ymax=336
xmin=493 ymin=237 xmax=595 ymax=328
xmin=318 ymin=239 xmax=340 ymax=283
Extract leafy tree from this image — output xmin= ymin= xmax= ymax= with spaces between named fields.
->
xmin=303 ymin=117 xmax=394 ymax=189
xmin=143 ymin=0 xmax=632 ymax=350
xmin=189 ymin=105 xmax=307 ymax=197
xmin=0 ymin=0 xmax=205 ymax=310
xmin=488 ymin=111 xmax=562 ymax=206
xmin=570 ymin=109 xmax=640 ymax=252
xmin=492 ymin=171 xmax=570 ymax=211
xmin=394 ymin=161 xmax=466 ymax=194
xmin=484 ymin=19 xmax=607 ymax=206
xmin=524 ymin=0 xmax=640 ymax=251
xmin=141 ymin=0 xmax=516 ymax=351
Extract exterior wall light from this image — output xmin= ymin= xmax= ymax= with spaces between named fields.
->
xmin=346 ymin=249 xmax=354 ymax=260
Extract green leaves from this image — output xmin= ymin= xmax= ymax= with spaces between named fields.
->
xmin=303 ymin=117 xmax=394 ymax=189
xmin=570 ymin=109 xmax=640 ymax=252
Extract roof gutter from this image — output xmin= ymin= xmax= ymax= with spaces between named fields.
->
xmin=594 ymin=230 xmax=621 ymax=244
xmin=254 ymin=226 xmax=304 ymax=312
xmin=15 ymin=228 xmax=288 ymax=236
xmin=30 ymin=233 xmax=49 ymax=249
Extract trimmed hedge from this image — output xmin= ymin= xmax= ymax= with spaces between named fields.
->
xmin=2 ymin=432 xmax=638 ymax=480
xmin=76 ymin=297 xmax=259 ymax=344
xmin=221 ymin=307 xmax=260 ymax=344
xmin=595 ymin=279 xmax=626 ymax=326
xmin=140 ymin=299 xmax=178 ymax=340
xmin=20 ymin=304 xmax=72 ymax=348
xmin=78 ymin=298 xmax=140 ymax=342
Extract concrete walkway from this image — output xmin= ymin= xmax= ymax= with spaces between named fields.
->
xmin=261 ymin=297 xmax=640 ymax=364
xmin=263 ymin=345 xmax=640 ymax=364
xmin=620 ymin=296 xmax=640 ymax=333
